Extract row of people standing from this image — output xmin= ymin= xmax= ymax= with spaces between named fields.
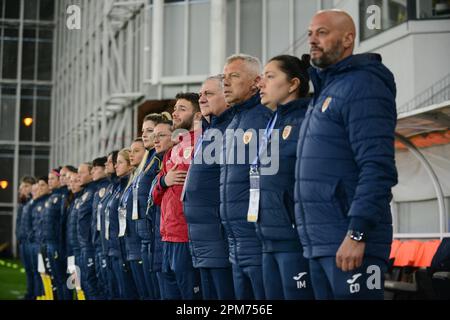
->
xmin=16 ymin=9 xmax=398 ymax=300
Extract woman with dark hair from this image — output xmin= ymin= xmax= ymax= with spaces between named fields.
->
xmin=255 ymin=54 xmax=315 ymax=300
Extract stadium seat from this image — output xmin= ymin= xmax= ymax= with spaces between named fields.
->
xmin=394 ymin=240 xmax=423 ymax=267
xmin=390 ymin=239 xmax=402 ymax=260
xmin=414 ymin=240 xmax=441 ymax=267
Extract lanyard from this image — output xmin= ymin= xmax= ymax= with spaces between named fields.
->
xmin=251 ymin=111 xmax=278 ymax=168
xmin=120 ymin=185 xmax=132 ymax=207
xmin=193 ymin=134 xmax=204 ymax=158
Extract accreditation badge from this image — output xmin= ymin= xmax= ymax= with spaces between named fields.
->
xmin=247 ymin=166 xmax=260 ymax=223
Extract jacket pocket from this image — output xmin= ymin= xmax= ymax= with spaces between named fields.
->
xmin=333 ymin=179 xmax=349 ymax=219
xmin=282 ymin=191 xmax=296 ymax=226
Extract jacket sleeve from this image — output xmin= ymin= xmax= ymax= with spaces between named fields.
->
xmin=341 ymin=74 xmax=398 ymax=234
xmin=152 ymin=150 xmax=170 ymax=206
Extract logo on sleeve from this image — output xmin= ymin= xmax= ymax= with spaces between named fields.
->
xmin=321 ymin=97 xmax=332 ymax=112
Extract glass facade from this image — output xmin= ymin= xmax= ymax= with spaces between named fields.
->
xmin=0 ymin=0 xmax=54 ymax=256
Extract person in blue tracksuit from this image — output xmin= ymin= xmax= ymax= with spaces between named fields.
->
xmin=18 ymin=177 xmax=37 ymax=299
xmin=255 ymin=54 xmax=315 ymax=300
xmin=97 ymin=151 xmax=120 ymax=299
xmin=16 ymin=177 xmax=33 ymax=258
xmin=136 ymin=113 xmax=171 ymax=300
xmin=75 ymin=162 xmax=103 ymax=299
xmin=57 ymin=165 xmax=75 ymax=292
xmin=29 ymin=177 xmax=51 ymax=298
xmin=183 ymin=76 xmax=235 ymax=300
xmin=295 ymin=10 xmax=398 ymax=300
xmin=106 ymin=148 xmax=138 ymax=300
xmin=41 ymin=168 xmax=72 ymax=300
xmin=123 ymin=138 xmax=151 ymax=300
xmin=220 ymin=54 xmax=273 ymax=300
xmin=90 ymin=157 xmax=110 ymax=299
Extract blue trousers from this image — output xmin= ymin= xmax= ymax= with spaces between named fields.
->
xmin=128 ymin=260 xmax=151 ymax=299
xmin=199 ymin=267 xmax=235 ymax=300
xmin=161 ymin=242 xmax=201 ymax=300
xmin=80 ymin=248 xmax=103 ymax=300
xmin=110 ymin=255 xmax=139 ymax=300
xmin=20 ymin=243 xmax=35 ymax=299
xmin=309 ymin=256 xmax=387 ymax=300
xmin=94 ymin=249 xmax=110 ymax=299
xmin=104 ymin=255 xmax=119 ymax=299
xmin=231 ymin=263 xmax=265 ymax=300
xmin=45 ymin=243 xmax=72 ymax=300
xmin=262 ymin=251 xmax=314 ymax=300
xmin=29 ymin=243 xmax=44 ymax=298
xmin=142 ymin=242 xmax=161 ymax=299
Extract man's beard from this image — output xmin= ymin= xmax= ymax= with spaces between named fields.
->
xmin=311 ymin=40 xmax=343 ymax=69
xmin=174 ymin=117 xmax=194 ymax=131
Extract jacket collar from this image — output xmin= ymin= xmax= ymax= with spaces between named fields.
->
xmin=277 ymin=98 xmax=311 ymax=116
xmin=232 ymin=92 xmax=261 ymax=113
xmin=309 ymin=53 xmax=382 ymax=97
xmin=210 ymin=107 xmax=234 ymax=127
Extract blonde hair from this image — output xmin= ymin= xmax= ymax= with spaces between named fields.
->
xmin=117 ymin=148 xmax=133 ymax=188
xmin=118 ymin=148 xmax=131 ymax=164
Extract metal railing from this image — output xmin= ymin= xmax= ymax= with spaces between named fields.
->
xmin=398 ymin=73 xmax=450 ymax=114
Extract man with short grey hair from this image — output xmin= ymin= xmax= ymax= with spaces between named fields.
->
xmin=219 ymin=54 xmax=272 ymax=300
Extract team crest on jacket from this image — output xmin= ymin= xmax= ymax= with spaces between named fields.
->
xmin=282 ymin=125 xmax=292 ymax=140
xmin=321 ymin=97 xmax=332 ymax=112
xmin=53 ymin=197 xmax=58 ymax=204
xmin=45 ymin=201 xmax=50 ymax=208
xmin=99 ymin=188 xmax=106 ymax=198
xmin=183 ymin=147 xmax=192 ymax=160
xmin=243 ymin=131 xmax=253 ymax=144
xmin=82 ymin=192 xmax=89 ymax=202
xmin=37 ymin=206 xmax=42 ymax=212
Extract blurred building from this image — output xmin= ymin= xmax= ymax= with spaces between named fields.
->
xmin=0 ymin=0 xmax=54 ymax=256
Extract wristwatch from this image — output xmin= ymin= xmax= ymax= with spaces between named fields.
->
xmin=347 ymin=230 xmax=365 ymax=242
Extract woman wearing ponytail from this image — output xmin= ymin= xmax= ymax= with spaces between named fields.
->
xmin=255 ymin=54 xmax=315 ymax=300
